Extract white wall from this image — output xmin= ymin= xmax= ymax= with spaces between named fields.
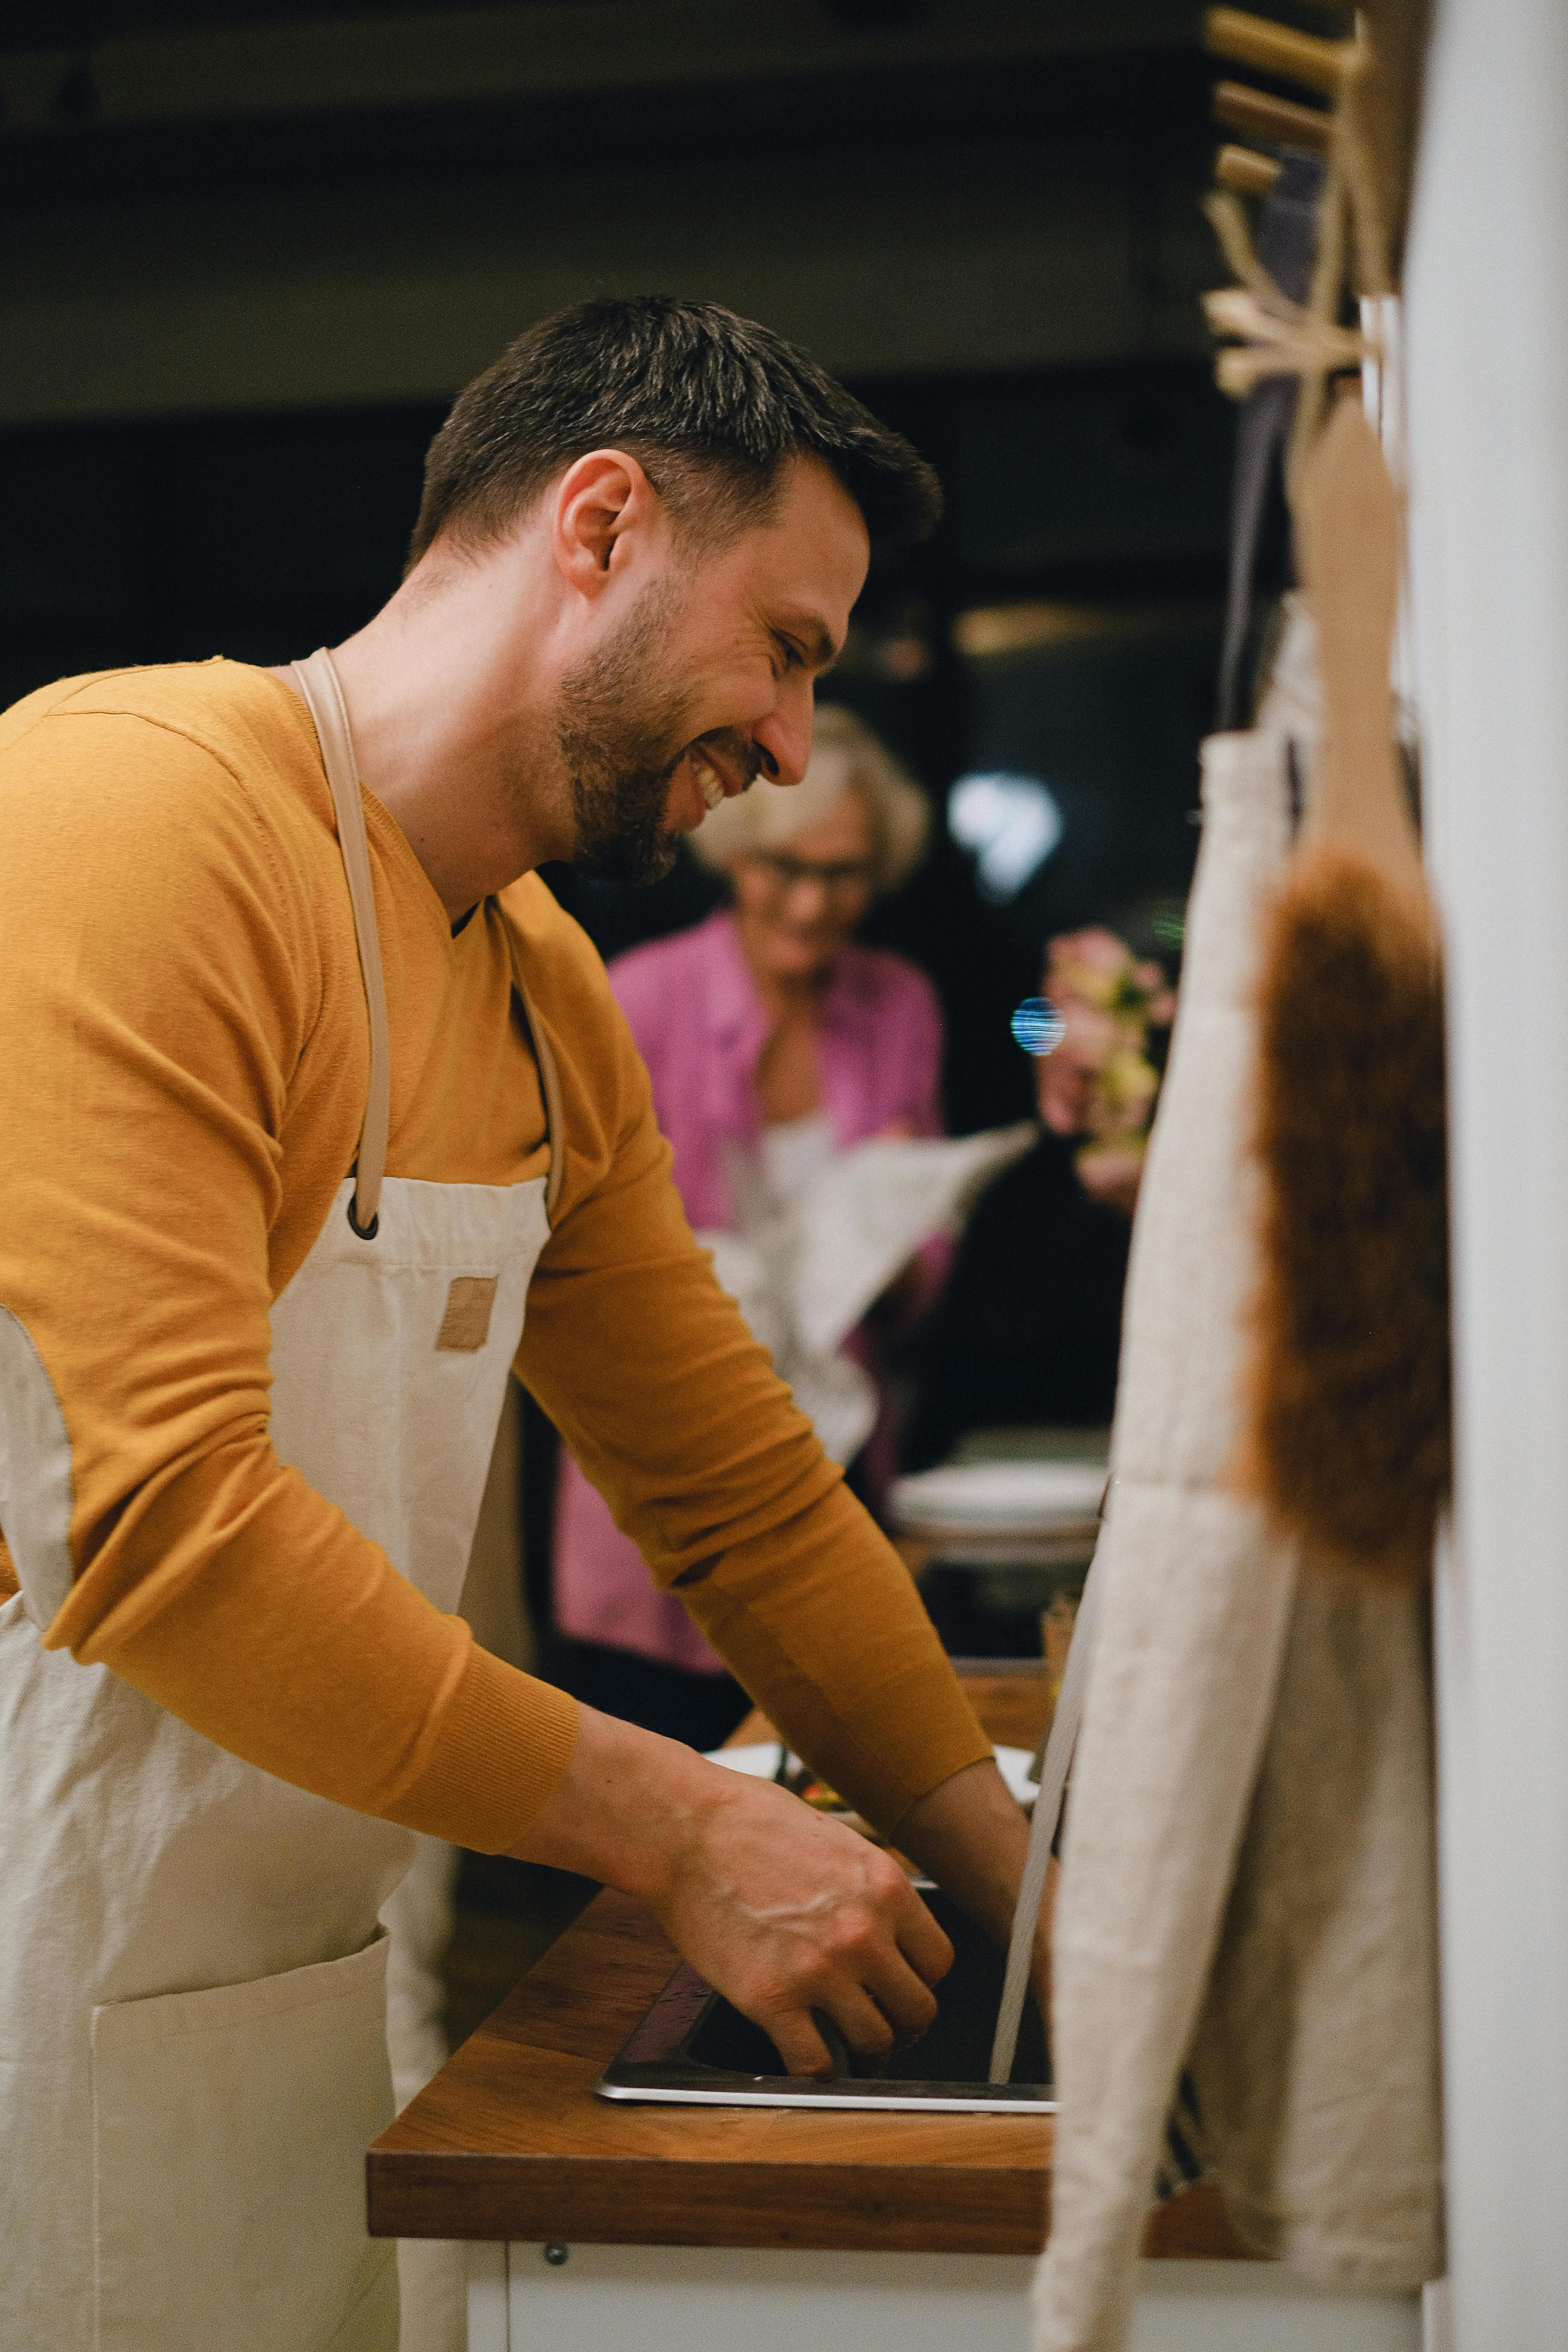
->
xmin=1406 ymin=2 xmax=1568 ymax=2344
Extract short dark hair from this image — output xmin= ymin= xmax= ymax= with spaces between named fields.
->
xmin=405 ymin=295 xmax=941 ymax=572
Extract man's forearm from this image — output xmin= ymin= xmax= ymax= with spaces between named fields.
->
xmin=894 ymin=1758 xmax=1056 ymax=2010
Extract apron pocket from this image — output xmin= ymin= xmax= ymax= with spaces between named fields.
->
xmin=92 ymin=1931 xmax=397 ymax=2352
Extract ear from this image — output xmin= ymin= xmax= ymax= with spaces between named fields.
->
xmin=551 ymin=449 xmax=660 ymax=600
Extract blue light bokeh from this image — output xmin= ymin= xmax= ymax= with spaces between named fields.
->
xmin=1010 ymin=995 xmax=1066 ymax=1057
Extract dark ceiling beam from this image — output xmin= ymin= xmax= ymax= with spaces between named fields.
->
xmin=2 ymin=46 xmax=1213 ymax=210
xmin=0 ymin=0 xmax=1220 ymax=424
xmin=0 ymin=0 xmax=1195 ymax=134
xmin=0 ymin=124 xmax=1222 ymax=424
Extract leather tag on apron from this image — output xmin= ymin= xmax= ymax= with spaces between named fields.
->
xmin=435 ymin=1276 xmax=498 ymax=1353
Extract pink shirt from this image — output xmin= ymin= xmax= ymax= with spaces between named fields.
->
xmin=553 ymin=909 xmax=945 ymax=1675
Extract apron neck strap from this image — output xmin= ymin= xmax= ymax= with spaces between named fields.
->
xmin=290 ymin=649 xmax=391 ymax=1239
xmin=503 ymin=928 xmax=567 ymax=1227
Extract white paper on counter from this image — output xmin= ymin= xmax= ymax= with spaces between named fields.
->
xmin=706 ymin=1741 xmax=1041 ymax=1809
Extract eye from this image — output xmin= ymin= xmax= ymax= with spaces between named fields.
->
xmin=773 ymin=633 xmax=805 ymax=673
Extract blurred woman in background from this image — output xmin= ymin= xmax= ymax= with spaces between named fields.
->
xmin=548 ymin=705 xmax=941 ymax=1747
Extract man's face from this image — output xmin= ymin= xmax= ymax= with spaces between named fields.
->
xmin=554 ymin=455 xmax=869 ymax=885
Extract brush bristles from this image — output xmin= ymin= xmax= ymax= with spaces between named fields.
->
xmin=1239 ymin=846 xmax=1450 ymax=1583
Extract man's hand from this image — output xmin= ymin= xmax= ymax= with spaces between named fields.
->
xmin=894 ymin=1757 xmax=1056 ymax=2043
xmin=1034 ymin=1045 xmax=1097 ymax=1138
xmin=1075 ymin=1142 xmax=1145 ymax=1221
xmin=647 ymin=1766 xmax=955 ymax=2074
xmin=507 ymin=1704 xmax=954 ymax=2076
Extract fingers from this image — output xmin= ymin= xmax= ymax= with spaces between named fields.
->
xmin=893 ymin=1883 xmax=956 ymax=1989
xmin=810 ymin=2009 xmax=852 ymax=2074
xmin=857 ymin=1947 xmax=940 ymax=2047
xmin=763 ymin=1979 xmax=908 ymax=2078
xmin=763 ymin=2004 xmax=840 ymax=2079
xmin=855 ymin=1887 xmax=949 ymax=2046
xmin=787 ymin=1885 xmax=950 ymax=2068
xmin=834 ymin=1860 xmax=952 ymax=2018
xmin=742 ymin=1889 xmax=952 ymax=2075
xmin=820 ymin=1983 xmax=899 ymax=2065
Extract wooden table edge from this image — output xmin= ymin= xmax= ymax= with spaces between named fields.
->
xmin=368 ymin=2130 xmax=1244 ymax=2260
xmin=367 ymin=2146 xmax=1051 ymax=2253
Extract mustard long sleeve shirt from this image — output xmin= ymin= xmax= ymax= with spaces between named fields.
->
xmin=0 ymin=661 xmax=990 ymax=1852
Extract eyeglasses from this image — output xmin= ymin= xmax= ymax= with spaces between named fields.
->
xmin=750 ymin=851 xmax=877 ymax=898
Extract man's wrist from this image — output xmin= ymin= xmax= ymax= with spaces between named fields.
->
xmin=506 ymin=1704 xmax=735 ymax=1901
xmin=615 ymin=1731 xmax=740 ymax=1910
xmin=893 ymin=1757 xmax=1032 ymax=1948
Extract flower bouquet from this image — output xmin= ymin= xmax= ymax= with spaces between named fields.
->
xmin=1040 ymin=927 xmax=1177 ymax=1210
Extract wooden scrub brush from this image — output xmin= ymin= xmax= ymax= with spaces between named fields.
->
xmin=1239 ymin=391 xmax=1449 ymax=1583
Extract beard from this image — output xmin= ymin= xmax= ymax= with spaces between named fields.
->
xmin=554 ymin=577 xmax=700 ymax=887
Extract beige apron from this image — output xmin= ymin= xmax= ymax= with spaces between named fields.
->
xmin=0 ymin=649 xmax=557 ymax=2352
xmin=1031 ymin=614 xmax=1441 ymax=2351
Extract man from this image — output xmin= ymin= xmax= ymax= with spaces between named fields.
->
xmin=0 ymin=298 xmax=1046 ymax=2352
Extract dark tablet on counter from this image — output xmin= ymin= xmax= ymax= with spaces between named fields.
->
xmin=597 ymin=1884 xmax=1053 ymax=2115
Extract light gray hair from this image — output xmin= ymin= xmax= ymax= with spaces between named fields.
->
xmin=690 ymin=702 xmax=930 ymax=895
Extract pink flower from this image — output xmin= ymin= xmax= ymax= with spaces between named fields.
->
xmin=1043 ymin=926 xmax=1175 ymax=1157
xmin=1056 ymin=999 xmax=1120 ymax=1069
xmin=1047 ymin=927 xmax=1135 ymax=1011
xmin=1038 ymin=925 xmax=1179 ymax=1157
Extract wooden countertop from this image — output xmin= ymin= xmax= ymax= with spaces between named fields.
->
xmin=368 ymin=1669 xmax=1246 ymax=2259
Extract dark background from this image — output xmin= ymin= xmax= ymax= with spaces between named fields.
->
xmin=0 ymin=0 xmax=1271 ymax=1132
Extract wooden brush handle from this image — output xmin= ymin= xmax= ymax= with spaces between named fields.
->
xmin=1295 ymin=394 xmax=1426 ymax=893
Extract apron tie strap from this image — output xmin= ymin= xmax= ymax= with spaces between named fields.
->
xmin=290 ymin=649 xmax=391 ymax=1238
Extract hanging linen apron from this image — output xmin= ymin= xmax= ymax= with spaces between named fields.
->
xmin=1030 ymin=610 xmax=1441 ymax=2352
xmin=0 ymin=649 xmax=558 ymax=2352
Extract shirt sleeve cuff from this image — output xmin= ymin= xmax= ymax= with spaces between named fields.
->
xmin=395 ymin=1644 xmax=581 ymax=1852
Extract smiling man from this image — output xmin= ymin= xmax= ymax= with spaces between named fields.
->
xmin=0 ymin=298 xmax=1043 ymax=2352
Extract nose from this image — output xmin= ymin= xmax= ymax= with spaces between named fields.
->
xmin=751 ymin=680 xmax=814 ymax=788
xmin=782 ymin=871 xmax=831 ymax=917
